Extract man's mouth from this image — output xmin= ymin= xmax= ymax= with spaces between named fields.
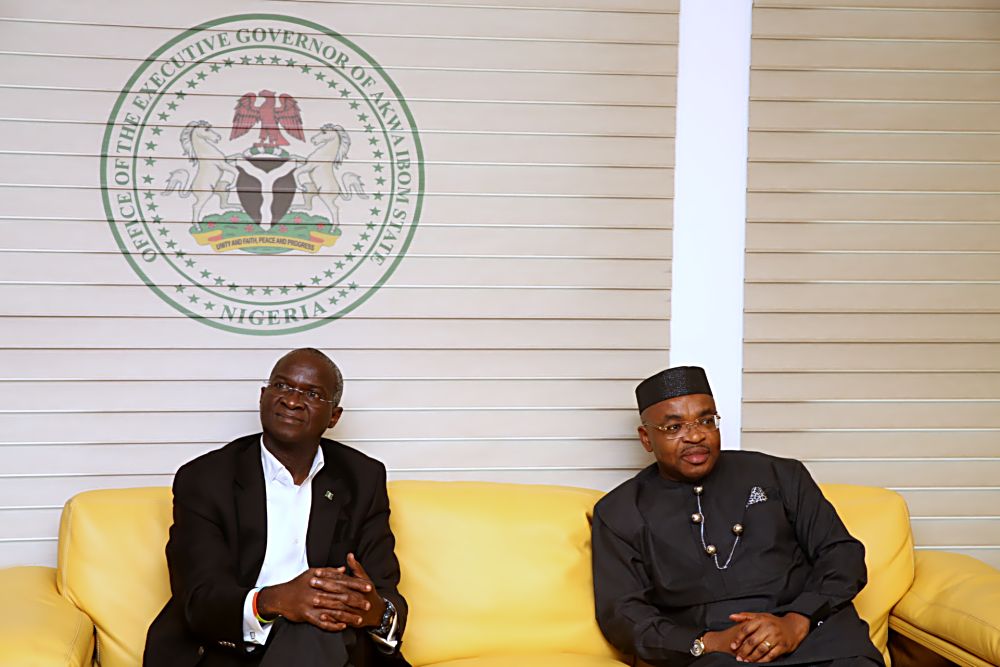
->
xmin=274 ymin=411 xmax=302 ymax=424
xmin=681 ymin=447 xmax=710 ymax=465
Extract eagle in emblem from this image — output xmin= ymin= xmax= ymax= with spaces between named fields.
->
xmin=230 ymin=90 xmax=305 ymax=149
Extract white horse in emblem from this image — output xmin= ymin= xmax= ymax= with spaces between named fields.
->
xmin=293 ymin=123 xmax=368 ymax=228
xmin=164 ymin=121 xmax=239 ymax=230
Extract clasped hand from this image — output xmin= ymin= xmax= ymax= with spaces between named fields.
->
xmin=703 ymin=612 xmax=810 ymax=663
xmin=256 ymin=553 xmax=387 ymax=632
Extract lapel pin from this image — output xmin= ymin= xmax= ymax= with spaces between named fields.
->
xmin=324 ymin=490 xmax=334 ymax=501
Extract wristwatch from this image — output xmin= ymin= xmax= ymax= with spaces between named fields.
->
xmin=372 ymin=597 xmax=396 ymax=637
xmin=690 ymin=635 xmax=705 ymax=657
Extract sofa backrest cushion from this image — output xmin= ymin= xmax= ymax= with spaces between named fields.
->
xmin=820 ymin=483 xmax=915 ymax=663
xmin=388 ymin=480 xmax=620 ymax=666
xmin=57 ymin=487 xmax=172 ymax=667
xmin=56 ymin=482 xmax=619 ymax=667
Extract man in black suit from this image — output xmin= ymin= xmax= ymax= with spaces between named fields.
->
xmin=144 ymin=348 xmax=408 ymax=667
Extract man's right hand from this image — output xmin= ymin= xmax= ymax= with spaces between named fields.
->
xmin=701 ymin=624 xmax=743 ymax=656
xmin=256 ymin=568 xmax=375 ymax=632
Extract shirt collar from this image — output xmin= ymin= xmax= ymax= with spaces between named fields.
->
xmin=259 ymin=435 xmax=325 ymax=487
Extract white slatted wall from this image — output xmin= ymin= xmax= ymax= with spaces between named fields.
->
xmin=745 ymin=1 xmax=1000 ymax=568
xmin=0 ymin=0 xmax=678 ymax=567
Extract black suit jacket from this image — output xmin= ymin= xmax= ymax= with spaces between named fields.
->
xmin=143 ymin=434 xmax=409 ymax=667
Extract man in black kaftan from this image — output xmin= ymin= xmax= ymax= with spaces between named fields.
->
xmin=592 ymin=366 xmax=884 ymax=666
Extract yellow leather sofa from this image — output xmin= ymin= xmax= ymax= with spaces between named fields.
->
xmin=0 ymin=482 xmax=997 ymax=666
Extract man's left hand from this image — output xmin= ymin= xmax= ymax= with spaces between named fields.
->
xmin=310 ymin=553 xmax=386 ymax=628
xmin=728 ymin=612 xmax=810 ymax=663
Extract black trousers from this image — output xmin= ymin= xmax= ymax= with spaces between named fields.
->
xmin=203 ymin=621 xmax=370 ymax=667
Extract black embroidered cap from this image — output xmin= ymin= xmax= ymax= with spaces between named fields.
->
xmin=635 ymin=366 xmax=713 ymax=413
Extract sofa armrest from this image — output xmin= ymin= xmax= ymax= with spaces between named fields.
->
xmin=0 ymin=566 xmax=94 ymax=666
xmin=889 ymin=551 xmax=1000 ymax=667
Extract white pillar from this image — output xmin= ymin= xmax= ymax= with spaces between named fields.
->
xmin=670 ymin=1 xmax=753 ymax=449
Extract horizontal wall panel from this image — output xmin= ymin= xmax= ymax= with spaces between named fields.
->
xmin=744 ymin=371 xmax=1000 ymax=400
xmin=758 ymin=0 xmax=1000 ymax=8
xmin=747 ymin=224 xmax=1000 ymax=252
xmin=2 ymin=189 xmax=672 ymax=226
xmin=0 ymin=157 xmax=673 ymax=199
xmin=0 ymin=287 xmax=666 ymax=319
xmin=0 ymin=89 xmax=675 ymax=134
xmin=746 ymin=249 xmax=1000 ymax=278
xmin=744 ymin=402 xmax=1000 ymax=431
xmin=0 ymin=7 xmax=679 ymax=44
xmin=0 ymin=222 xmax=672 ymax=250
xmin=0 ymin=348 xmax=667 ymax=378
xmin=0 ymin=379 xmax=646 ymax=411
xmin=747 ymin=192 xmax=1000 ymax=221
xmin=803 ymin=460 xmax=1000 ymax=488
xmin=752 ymin=100 xmax=1000 ymax=133
xmin=0 ymin=318 xmax=670 ymax=349
xmin=0 ymin=41 xmax=679 ymax=79
xmin=0 ymin=440 xmax=653 ymax=477
xmin=744 ymin=283 xmax=1000 ymax=312
xmin=752 ymin=69 xmax=1000 ymax=103
xmin=281 ymin=0 xmax=677 ymax=11
xmin=910 ymin=518 xmax=1000 ymax=547
xmin=754 ymin=7 xmax=1000 ymax=40
xmin=742 ymin=431 xmax=1000 ymax=460
xmin=750 ymin=131 xmax=1000 ymax=163
xmin=0 ymin=408 xmax=640 ymax=443
xmin=744 ymin=342 xmax=1000 ymax=370
xmin=0 ymin=509 xmax=61 ymax=541
xmin=0 ymin=122 xmax=676 ymax=165
xmin=918 ymin=547 xmax=1000 ymax=570
xmin=752 ymin=39 xmax=1000 ymax=72
xmin=891 ymin=489 xmax=1000 ymax=518
xmin=744 ymin=313 xmax=1000 ymax=341
xmin=0 ymin=541 xmax=56 ymax=570
xmin=749 ymin=161 xmax=1000 ymax=192
xmin=0 ymin=254 xmax=671 ymax=289
xmin=0 ymin=56 xmax=677 ymax=107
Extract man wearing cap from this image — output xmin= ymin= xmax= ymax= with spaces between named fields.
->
xmin=592 ymin=366 xmax=883 ymax=666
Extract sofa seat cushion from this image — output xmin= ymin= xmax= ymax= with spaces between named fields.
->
xmin=0 ymin=565 xmax=94 ymax=667
xmin=388 ymin=481 xmax=621 ymax=667
xmin=890 ymin=551 xmax=1000 ymax=667
xmin=425 ymin=653 xmax=627 ymax=667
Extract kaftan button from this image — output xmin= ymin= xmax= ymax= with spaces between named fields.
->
xmin=705 ymin=544 xmax=717 ymax=556
xmin=691 ymin=513 xmax=703 ymax=524
xmin=732 ymin=523 xmax=744 ymax=535
xmin=693 ymin=485 xmax=704 ymax=496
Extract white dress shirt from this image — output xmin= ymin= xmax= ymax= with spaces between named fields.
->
xmin=242 ymin=439 xmax=398 ymax=651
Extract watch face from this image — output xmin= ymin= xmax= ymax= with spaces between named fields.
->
xmin=690 ymin=638 xmax=705 ymax=656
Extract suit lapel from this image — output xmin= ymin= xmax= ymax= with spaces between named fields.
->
xmin=306 ymin=442 xmax=352 ymax=567
xmin=234 ymin=435 xmax=268 ymax=584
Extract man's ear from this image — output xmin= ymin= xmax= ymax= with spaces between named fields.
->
xmin=638 ymin=425 xmax=653 ymax=453
xmin=327 ymin=406 xmax=344 ymax=429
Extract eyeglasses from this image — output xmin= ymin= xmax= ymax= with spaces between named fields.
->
xmin=642 ymin=414 xmax=721 ymax=440
xmin=262 ymin=381 xmax=336 ymax=406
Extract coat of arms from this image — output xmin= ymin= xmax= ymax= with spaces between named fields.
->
xmin=100 ymin=15 xmax=424 ymax=334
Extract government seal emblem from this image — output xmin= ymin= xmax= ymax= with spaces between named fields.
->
xmin=101 ymin=14 xmax=423 ymax=334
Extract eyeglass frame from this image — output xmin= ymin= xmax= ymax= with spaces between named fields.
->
xmin=641 ymin=414 xmax=721 ymax=440
xmin=262 ymin=380 xmax=337 ymax=406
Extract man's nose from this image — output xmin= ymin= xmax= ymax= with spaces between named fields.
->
xmin=683 ymin=426 xmax=706 ymax=443
xmin=280 ymin=389 xmax=304 ymax=408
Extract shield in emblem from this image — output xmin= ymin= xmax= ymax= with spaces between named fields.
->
xmin=233 ymin=153 xmax=299 ymax=230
